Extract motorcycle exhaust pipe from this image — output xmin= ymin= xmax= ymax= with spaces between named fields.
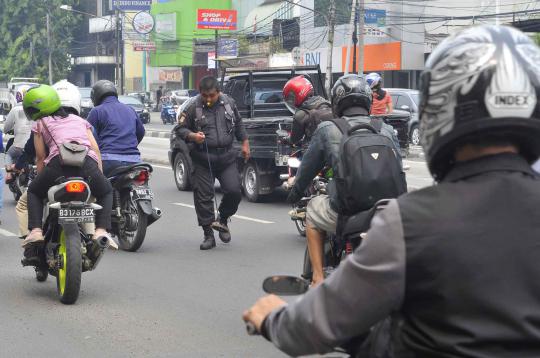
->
xmin=87 ymin=237 xmax=109 ymax=270
xmin=147 ymin=207 xmax=162 ymax=226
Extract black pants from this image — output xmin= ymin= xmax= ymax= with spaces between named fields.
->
xmin=191 ymin=151 xmax=242 ymax=227
xmin=28 ymin=156 xmax=113 ymax=230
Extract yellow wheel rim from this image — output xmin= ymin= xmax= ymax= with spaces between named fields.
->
xmin=58 ymin=230 xmax=66 ymax=295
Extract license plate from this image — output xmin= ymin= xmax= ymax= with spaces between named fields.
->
xmin=59 ymin=207 xmax=94 ymax=224
xmin=133 ymin=188 xmax=154 ymax=200
xmin=276 ymin=154 xmax=289 ymax=166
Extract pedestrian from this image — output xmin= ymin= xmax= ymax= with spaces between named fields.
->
xmin=366 ymin=72 xmax=393 ymax=115
xmin=175 ymin=75 xmax=250 ymax=250
xmin=156 ymin=86 xmax=163 ymax=111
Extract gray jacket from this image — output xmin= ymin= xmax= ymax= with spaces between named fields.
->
xmin=265 ymin=153 xmax=540 ymax=357
xmin=4 ymin=104 xmax=32 ymax=148
xmin=292 ymin=115 xmax=402 ymax=212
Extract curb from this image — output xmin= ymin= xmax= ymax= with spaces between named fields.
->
xmin=145 ymin=131 xmax=170 ymax=139
xmin=142 ymin=157 xmax=171 ymax=166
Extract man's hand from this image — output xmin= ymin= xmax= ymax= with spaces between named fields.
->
xmin=286 ymin=186 xmax=303 ymax=204
xmin=243 ymin=294 xmax=287 ymax=333
xmin=242 ymin=140 xmax=251 ymax=163
xmin=190 ymin=132 xmax=206 ymax=144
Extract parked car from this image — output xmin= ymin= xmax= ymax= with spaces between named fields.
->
xmin=118 ymin=95 xmax=151 ymax=124
xmin=170 ymin=89 xmax=198 ymax=105
xmin=79 ymin=87 xmax=93 ymax=119
xmin=386 ymin=88 xmax=420 ymax=146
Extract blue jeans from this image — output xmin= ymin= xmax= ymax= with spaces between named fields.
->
xmin=103 ymin=160 xmax=140 ymax=177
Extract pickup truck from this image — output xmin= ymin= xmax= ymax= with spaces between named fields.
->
xmin=169 ymin=66 xmax=410 ymax=202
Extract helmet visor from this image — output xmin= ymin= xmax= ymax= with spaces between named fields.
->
xmin=285 ymin=92 xmax=297 ymax=114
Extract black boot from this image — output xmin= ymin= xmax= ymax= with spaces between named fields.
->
xmin=200 ymin=226 xmax=216 ymax=250
xmin=212 ymin=217 xmax=231 ymax=243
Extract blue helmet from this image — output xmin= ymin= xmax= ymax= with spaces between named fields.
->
xmin=366 ymin=73 xmax=382 ymax=89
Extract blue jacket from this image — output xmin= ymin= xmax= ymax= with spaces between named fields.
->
xmin=87 ymin=96 xmax=145 ymax=159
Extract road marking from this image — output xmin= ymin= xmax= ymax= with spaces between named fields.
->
xmin=171 ymin=203 xmax=274 ymax=224
xmin=0 ymin=228 xmax=18 ymax=237
xmin=151 ymin=164 xmax=172 ymax=170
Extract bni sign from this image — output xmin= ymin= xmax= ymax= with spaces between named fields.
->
xmin=111 ymin=0 xmax=151 ymax=11
xmin=197 ymin=9 xmax=237 ymax=30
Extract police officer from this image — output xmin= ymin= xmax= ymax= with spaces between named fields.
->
xmin=176 ymin=76 xmax=250 ymax=250
xmin=243 ymin=25 xmax=540 ymax=357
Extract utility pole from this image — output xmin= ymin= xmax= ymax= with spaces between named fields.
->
xmin=325 ymin=0 xmax=336 ymax=97
xmin=344 ymin=0 xmax=358 ymax=75
xmin=358 ymin=0 xmax=365 ymax=75
xmin=115 ymin=9 xmax=121 ymax=92
xmin=215 ymin=29 xmax=219 ymax=77
xmin=46 ymin=12 xmax=53 ymax=84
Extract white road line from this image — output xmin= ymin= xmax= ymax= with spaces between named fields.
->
xmin=151 ymin=164 xmax=172 ymax=170
xmin=171 ymin=202 xmax=274 ymax=224
xmin=0 ymin=228 xmax=18 ymax=237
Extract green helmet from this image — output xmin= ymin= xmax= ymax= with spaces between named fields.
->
xmin=22 ymin=84 xmax=62 ymax=121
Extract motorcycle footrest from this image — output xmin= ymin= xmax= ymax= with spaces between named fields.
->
xmin=21 ymin=256 xmax=41 ymax=267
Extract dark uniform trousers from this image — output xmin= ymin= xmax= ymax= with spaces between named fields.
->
xmin=191 ymin=150 xmax=242 ymax=227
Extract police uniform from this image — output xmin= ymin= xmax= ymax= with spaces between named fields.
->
xmin=176 ymin=94 xmax=248 ymax=230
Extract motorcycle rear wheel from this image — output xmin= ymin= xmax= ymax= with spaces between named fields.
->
xmin=118 ymin=198 xmax=148 ymax=252
xmin=295 ymin=219 xmax=306 ymax=237
xmin=56 ymin=224 xmax=82 ymax=304
xmin=301 ymin=241 xmax=336 ymax=281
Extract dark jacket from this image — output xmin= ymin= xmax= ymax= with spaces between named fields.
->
xmin=290 ymin=96 xmax=333 ymax=145
xmin=265 ymin=153 xmax=540 ymax=357
xmin=292 ymin=115 xmax=402 ymax=212
xmin=87 ymin=96 xmax=145 ymax=157
xmin=176 ymin=94 xmax=247 ymax=150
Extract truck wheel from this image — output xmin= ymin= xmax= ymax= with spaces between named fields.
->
xmin=174 ymin=153 xmax=192 ymax=191
xmin=243 ymin=162 xmax=261 ymax=202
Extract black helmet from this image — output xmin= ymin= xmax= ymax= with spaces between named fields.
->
xmin=420 ymin=25 xmax=540 ymax=181
xmin=91 ymin=80 xmax=118 ymax=106
xmin=331 ymin=74 xmax=372 ymax=117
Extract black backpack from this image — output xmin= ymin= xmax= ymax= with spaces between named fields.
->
xmin=301 ymin=101 xmax=335 ymax=140
xmin=331 ymin=117 xmax=407 ymax=215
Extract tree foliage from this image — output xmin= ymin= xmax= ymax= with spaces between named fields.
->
xmin=0 ymin=0 xmax=81 ymax=83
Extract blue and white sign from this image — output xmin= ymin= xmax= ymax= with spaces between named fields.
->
xmin=111 ymin=0 xmax=151 ymax=11
xmin=365 ymin=9 xmax=386 ymax=27
xmin=218 ymin=39 xmax=238 ymax=59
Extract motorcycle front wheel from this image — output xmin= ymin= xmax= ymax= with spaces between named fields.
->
xmin=118 ymin=197 xmax=148 ymax=252
xmin=56 ymin=224 xmax=82 ymax=304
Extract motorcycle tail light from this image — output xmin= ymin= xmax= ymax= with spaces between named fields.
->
xmin=66 ymin=181 xmax=86 ymax=193
xmin=135 ymin=170 xmax=149 ymax=184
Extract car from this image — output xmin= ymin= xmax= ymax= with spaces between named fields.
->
xmin=118 ymin=95 xmax=151 ymax=124
xmin=386 ymin=88 xmax=420 ymax=146
xmin=79 ymin=87 xmax=93 ymax=119
xmin=170 ymin=89 xmax=198 ymax=105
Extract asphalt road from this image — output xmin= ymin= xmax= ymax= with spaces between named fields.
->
xmin=0 ymin=111 xmax=433 ymax=357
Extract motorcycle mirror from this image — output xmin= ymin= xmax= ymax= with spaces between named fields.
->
xmin=262 ymin=276 xmax=309 ymax=296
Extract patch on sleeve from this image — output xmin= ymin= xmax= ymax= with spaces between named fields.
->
xmin=178 ymin=112 xmax=186 ymax=124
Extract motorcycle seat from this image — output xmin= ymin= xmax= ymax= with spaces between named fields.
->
xmin=107 ymin=162 xmax=153 ymax=178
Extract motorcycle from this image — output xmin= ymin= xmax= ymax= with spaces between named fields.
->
xmin=21 ymin=177 xmax=109 ymax=304
xmin=161 ymin=100 xmax=177 ymax=124
xmin=301 ymin=199 xmax=390 ymax=282
xmin=5 ymin=164 xmax=34 ymax=201
xmin=107 ymin=162 xmax=161 ymax=252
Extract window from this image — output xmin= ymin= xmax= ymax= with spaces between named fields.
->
xmin=391 ymin=94 xmax=401 ymax=108
xmin=395 ymin=94 xmax=413 ymax=110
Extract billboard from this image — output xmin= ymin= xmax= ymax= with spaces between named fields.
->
xmin=197 ymin=9 xmax=237 ymax=30
xmin=341 ymin=42 xmax=402 ymax=72
xmin=111 ymin=0 xmax=151 ymax=11
xmin=155 ymin=13 xmax=176 ymax=40
xmin=365 ymin=9 xmax=386 ymax=27
xmin=218 ymin=39 xmax=238 ymax=58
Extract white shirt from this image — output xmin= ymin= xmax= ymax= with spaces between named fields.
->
xmin=4 ymin=104 xmax=32 ymax=148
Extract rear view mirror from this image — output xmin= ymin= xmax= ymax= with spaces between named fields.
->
xmin=262 ymin=276 xmax=309 ymax=296
xmin=400 ymin=105 xmax=411 ymax=112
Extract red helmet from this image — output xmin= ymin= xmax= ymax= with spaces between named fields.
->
xmin=283 ymin=75 xmax=314 ymax=113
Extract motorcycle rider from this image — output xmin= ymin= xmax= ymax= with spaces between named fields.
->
xmin=366 ymin=72 xmax=393 ymax=115
xmin=4 ymin=85 xmax=32 ymax=183
xmin=244 ymin=25 xmax=540 ymax=357
xmin=13 ymin=80 xmax=84 ymax=239
xmin=87 ymin=80 xmax=145 ymax=176
xmin=286 ymin=74 xmax=402 ymax=286
xmin=21 ymin=84 xmax=116 ymax=253
xmin=283 ymin=75 xmax=334 ymax=145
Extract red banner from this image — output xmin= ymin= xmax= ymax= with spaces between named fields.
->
xmin=197 ymin=9 xmax=237 ymax=30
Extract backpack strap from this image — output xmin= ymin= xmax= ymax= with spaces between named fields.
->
xmin=330 ymin=117 xmax=352 ymax=137
xmin=194 ymin=97 xmax=204 ymax=132
xmin=221 ymin=95 xmax=235 ymax=118
xmin=369 ymin=117 xmax=384 ymax=133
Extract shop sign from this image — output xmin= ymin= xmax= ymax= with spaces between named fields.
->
xmin=197 ymin=9 xmax=237 ymax=30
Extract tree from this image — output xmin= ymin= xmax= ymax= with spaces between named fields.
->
xmin=0 ymin=0 xmax=81 ymax=83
